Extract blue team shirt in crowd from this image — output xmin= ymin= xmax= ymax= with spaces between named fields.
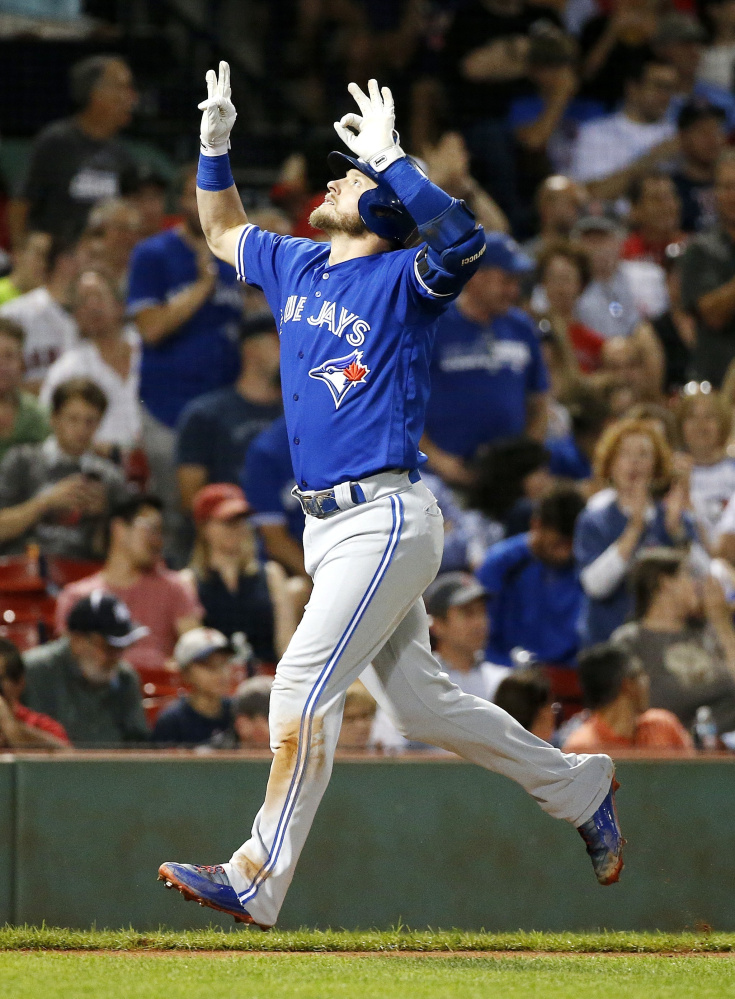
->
xmin=128 ymin=229 xmax=243 ymax=428
xmin=235 ymin=226 xmax=463 ymax=491
xmin=243 ymin=414 xmax=305 ymax=543
xmin=546 ymin=435 xmax=592 ymax=481
xmin=476 ymin=532 xmax=582 ymax=667
xmin=574 ymin=491 xmax=696 ymax=647
xmin=424 ymin=304 xmax=549 ymax=460
xmin=176 ymin=386 xmax=282 ymax=485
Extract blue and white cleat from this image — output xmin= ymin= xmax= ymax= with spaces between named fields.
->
xmin=577 ymin=777 xmax=625 ymax=885
xmin=157 ymin=862 xmax=270 ymax=928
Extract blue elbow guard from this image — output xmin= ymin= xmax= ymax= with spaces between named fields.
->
xmin=417 ymin=201 xmax=485 ymax=276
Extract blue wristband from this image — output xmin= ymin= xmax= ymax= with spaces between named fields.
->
xmin=197 ymin=152 xmax=235 ymax=192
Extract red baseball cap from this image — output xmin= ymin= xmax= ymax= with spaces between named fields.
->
xmin=192 ymin=483 xmax=252 ymax=524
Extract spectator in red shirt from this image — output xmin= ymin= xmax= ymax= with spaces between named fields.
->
xmin=55 ymin=494 xmax=202 ymax=670
xmin=0 ymin=636 xmax=70 ymax=748
xmin=535 ymin=240 xmax=605 ymax=372
xmin=562 ymin=642 xmax=693 ymax=753
xmin=622 ymin=171 xmax=686 ymax=266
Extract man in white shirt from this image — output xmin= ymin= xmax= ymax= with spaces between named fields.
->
xmin=369 ymin=573 xmax=510 ymax=751
xmin=570 ymin=60 xmax=679 ymax=200
xmin=0 ymin=239 xmax=79 ymax=390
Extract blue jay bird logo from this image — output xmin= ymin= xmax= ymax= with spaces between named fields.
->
xmin=308 ymin=350 xmax=371 ymax=409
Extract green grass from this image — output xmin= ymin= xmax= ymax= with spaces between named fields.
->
xmin=2 ymin=925 xmax=735 ymax=953
xmin=1 ymin=952 xmax=734 ymax=999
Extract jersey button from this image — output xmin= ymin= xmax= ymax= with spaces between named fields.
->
xmin=301 ymin=480 xmax=307 ymax=487
xmin=298 ymin=351 xmax=304 ymax=358
xmin=294 ymin=437 xmax=300 ymax=445
xmin=293 ymin=394 xmax=299 ymax=401
xmin=315 ymin=291 xmax=322 ymax=298
xmin=322 ymin=273 xmax=329 ymax=280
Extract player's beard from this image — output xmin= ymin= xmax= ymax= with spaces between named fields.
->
xmin=309 ymin=203 xmax=368 ymax=238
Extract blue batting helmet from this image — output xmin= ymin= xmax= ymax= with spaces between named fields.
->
xmin=327 ymin=150 xmax=419 ymax=247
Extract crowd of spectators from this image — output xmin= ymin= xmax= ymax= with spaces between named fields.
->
xmin=7 ymin=9 xmax=735 ymax=756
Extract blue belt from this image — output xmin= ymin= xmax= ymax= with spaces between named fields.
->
xmin=295 ymin=469 xmax=421 ymax=520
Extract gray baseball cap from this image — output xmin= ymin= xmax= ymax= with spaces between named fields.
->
xmin=573 ymin=209 xmax=625 ymax=237
xmin=424 ymin=572 xmax=488 ymax=618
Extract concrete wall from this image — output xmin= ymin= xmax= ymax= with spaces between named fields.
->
xmin=2 ymin=753 xmax=733 ymax=931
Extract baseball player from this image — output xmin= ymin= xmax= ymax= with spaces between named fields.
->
xmin=158 ymin=64 xmax=623 ymax=929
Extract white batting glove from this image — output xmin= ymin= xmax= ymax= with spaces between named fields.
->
xmin=334 ymin=79 xmax=405 ymax=172
xmin=198 ymin=60 xmax=237 ymax=156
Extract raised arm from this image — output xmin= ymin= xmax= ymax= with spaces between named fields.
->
xmin=195 ymin=62 xmax=249 ymax=266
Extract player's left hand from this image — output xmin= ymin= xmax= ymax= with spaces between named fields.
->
xmin=334 ymin=79 xmax=405 ymax=172
xmin=198 ymin=60 xmax=237 ymax=156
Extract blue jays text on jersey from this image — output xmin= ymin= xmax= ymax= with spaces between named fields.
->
xmin=235 ymin=225 xmax=466 ymax=491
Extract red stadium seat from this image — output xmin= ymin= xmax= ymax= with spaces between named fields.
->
xmin=542 ymin=665 xmax=584 ymax=721
xmin=0 ymin=555 xmax=45 ymax=593
xmin=142 ymin=694 xmax=178 ymax=727
xmin=45 ymin=556 xmax=104 ymax=589
xmin=0 ymin=620 xmax=41 ymax=651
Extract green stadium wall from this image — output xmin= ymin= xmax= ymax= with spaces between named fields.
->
xmin=1 ymin=753 xmax=732 ymax=931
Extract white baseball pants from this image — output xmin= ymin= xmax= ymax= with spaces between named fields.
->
xmin=224 ymin=472 xmax=613 ymax=927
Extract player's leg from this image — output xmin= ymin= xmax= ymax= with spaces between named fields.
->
xmin=363 ymin=599 xmax=613 ymax=825
xmin=217 ymin=487 xmax=443 ymax=926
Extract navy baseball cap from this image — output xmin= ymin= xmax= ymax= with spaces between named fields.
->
xmin=479 ymin=233 xmax=534 ymax=274
xmin=67 ymin=590 xmax=149 ymax=648
xmin=424 ymin=572 xmax=489 ymax=619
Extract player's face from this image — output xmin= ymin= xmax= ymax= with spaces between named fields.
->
xmin=309 ymin=170 xmax=374 ymax=237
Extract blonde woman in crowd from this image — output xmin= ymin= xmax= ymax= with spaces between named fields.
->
xmin=574 ymin=418 xmax=695 ymax=646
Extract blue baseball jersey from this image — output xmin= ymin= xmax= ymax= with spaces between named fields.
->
xmin=243 ymin=415 xmax=305 ymax=543
xmin=128 ymin=229 xmax=243 ymax=428
xmin=424 ymin=304 xmax=549 ymax=460
xmin=235 ymin=226 xmax=463 ymax=491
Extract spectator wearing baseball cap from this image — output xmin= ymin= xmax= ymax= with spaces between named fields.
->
xmin=21 ymin=590 xmax=149 ymax=747
xmin=672 ymin=101 xmax=727 ymax=233
xmin=55 ymin=494 xmax=203 ymax=671
xmin=572 ymin=209 xmax=667 ymax=388
xmin=175 ymin=313 xmax=283 ymax=516
xmin=216 ymin=674 xmax=273 ymax=749
xmin=422 ymin=233 xmax=549 ymax=488
xmin=151 ymin=626 xmax=234 ymax=746
xmin=180 ymin=483 xmax=301 ymax=668
xmin=369 ymin=572 xmax=510 ymax=752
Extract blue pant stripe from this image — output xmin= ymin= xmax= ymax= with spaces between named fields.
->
xmin=238 ymin=494 xmax=404 ymax=903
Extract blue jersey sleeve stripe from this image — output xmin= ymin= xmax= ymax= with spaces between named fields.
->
xmin=236 ymin=224 xmax=256 ymax=282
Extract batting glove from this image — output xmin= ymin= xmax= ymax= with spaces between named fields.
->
xmin=198 ymin=60 xmax=237 ymax=157
xmin=334 ymin=79 xmax=406 ymax=173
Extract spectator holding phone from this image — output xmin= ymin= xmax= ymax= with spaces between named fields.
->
xmin=0 ymin=377 xmax=129 ymax=558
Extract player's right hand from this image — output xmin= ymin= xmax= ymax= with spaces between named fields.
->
xmin=198 ymin=60 xmax=237 ymax=156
